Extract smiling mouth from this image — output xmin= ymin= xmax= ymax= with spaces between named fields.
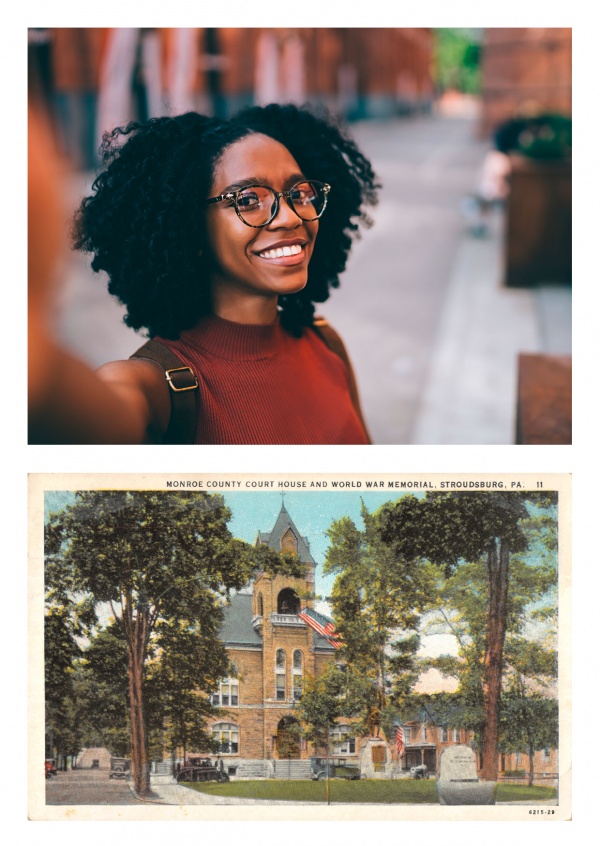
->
xmin=257 ymin=244 xmax=304 ymax=259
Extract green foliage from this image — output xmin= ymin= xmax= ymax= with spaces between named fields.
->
xmin=434 ymin=29 xmax=482 ymax=94
xmin=500 ymin=694 xmax=558 ymax=754
xmin=44 ymin=490 xmax=303 ymax=777
xmin=517 ymin=115 xmax=572 ymax=160
xmin=380 ymin=491 xmax=558 ymax=768
xmin=380 ymin=492 xmax=557 ymax=575
xmin=296 ymin=664 xmax=350 ymax=748
xmin=44 ymin=607 xmax=84 ymax=761
xmin=324 ymin=501 xmax=438 ymax=724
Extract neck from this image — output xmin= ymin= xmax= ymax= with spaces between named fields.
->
xmin=212 ymin=288 xmax=279 ymax=325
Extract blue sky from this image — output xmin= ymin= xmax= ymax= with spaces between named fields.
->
xmin=221 ymin=489 xmax=405 ymax=599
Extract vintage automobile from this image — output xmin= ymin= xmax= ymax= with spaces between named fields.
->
xmin=176 ymin=757 xmax=230 ymax=783
xmin=410 ymin=764 xmax=430 ymax=779
xmin=109 ymin=757 xmax=131 ymax=779
xmin=310 ymin=757 xmax=361 ymax=781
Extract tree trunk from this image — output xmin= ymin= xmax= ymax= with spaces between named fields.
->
xmin=528 ymin=740 xmax=535 ymax=787
xmin=480 ymin=539 xmax=509 ymax=781
xmin=126 ymin=625 xmax=150 ymax=797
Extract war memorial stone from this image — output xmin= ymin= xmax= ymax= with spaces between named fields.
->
xmin=436 ymin=746 xmax=496 ymax=805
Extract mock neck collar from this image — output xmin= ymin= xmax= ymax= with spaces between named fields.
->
xmin=178 ymin=313 xmax=286 ymax=361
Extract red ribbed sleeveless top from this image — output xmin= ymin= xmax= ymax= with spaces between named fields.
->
xmin=156 ymin=314 xmax=369 ymax=445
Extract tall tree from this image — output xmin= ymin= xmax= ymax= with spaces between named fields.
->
xmin=380 ymin=490 xmax=558 ymax=780
xmin=45 ymin=607 xmax=82 ymax=768
xmin=500 ymin=638 xmax=558 ymax=786
xmin=45 ymin=490 xmax=303 ymax=796
xmin=73 ymin=623 xmax=132 ymax=756
xmin=324 ymin=501 xmax=438 ymax=737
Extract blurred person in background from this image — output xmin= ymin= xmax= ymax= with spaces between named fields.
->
xmin=35 ymin=104 xmax=378 ymax=444
xmin=461 ymin=103 xmax=572 ymax=238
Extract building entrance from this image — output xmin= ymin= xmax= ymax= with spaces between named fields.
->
xmin=275 ymin=716 xmax=301 ymax=758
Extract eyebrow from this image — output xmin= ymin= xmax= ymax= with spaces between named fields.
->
xmin=222 ymin=173 xmax=306 ymax=193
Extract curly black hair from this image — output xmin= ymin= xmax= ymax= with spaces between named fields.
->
xmin=73 ymin=103 xmax=379 ymax=339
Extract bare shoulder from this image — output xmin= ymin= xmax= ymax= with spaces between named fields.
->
xmin=97 ymin=357 xmax=171 ymax=442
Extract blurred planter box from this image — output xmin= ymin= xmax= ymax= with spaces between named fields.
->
xmin=515 ymin=354 xmax=572 ymax=444
xmin=505 ymin=155 xmax=571 ymax=287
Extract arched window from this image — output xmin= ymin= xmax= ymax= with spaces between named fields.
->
xmin=277 ymin=588 xmax=300 ymax=614
xmin=330 ymin=724 xmax=356 ymax=755
xmin=212 ymin=722 xmax=239 ymax=754
xmin=275 ymin=649 xmax=286 ymax=700
xmin=292 ymin=649 xmax=303 ymax=700
xmin=257 ymin=593 xmax=263 ymax=616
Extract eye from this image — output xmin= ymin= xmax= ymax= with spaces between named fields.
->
xmin=291 ymin=182 xmax=318 ymax=205
xmin=237 ymin=190 xmax=260 ymax=209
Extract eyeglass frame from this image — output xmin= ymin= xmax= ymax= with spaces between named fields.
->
xmin=206 ymin=179 xmax=331 ymax=228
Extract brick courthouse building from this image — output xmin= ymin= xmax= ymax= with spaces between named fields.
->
xmin=204 ymin=503 xmax=342 ymax=778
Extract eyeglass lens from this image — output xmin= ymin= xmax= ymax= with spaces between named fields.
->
xmin=236 ymin=181 xmax=326 ymax=225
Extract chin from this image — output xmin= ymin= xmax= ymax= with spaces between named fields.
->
xmin=274 ymin=276 xmax=308 ymax=296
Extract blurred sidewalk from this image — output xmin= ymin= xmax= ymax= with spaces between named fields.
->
xmin=52 ymin=112 xmax=571 ymax=445
xmin=411 ymin=210 xmax=571 ymax=444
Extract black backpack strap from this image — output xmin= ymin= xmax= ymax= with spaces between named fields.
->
xmin=130 ymin=340 xmax=199 ymax=445
xmin=312 ymin=317 xmax=371 ymax=444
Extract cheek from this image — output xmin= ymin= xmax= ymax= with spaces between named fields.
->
xmin=206 ymin=216 xmax=243 ymax=259
xmin=307 ymin=222 xmax=319 ymax=256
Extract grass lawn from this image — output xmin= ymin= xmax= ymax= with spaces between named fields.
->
xmin=181 ymin=779 xmax=557 ymax=804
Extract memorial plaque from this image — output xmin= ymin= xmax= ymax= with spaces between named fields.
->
xmin=438 ymin=746 xmax=478 ymax=782
xmin=437 ymin=746 xmax=496 ymax=805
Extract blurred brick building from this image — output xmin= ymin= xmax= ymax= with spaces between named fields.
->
xmin=29 ymin=27 xmax=435 ymax=168
xmin=479 ymin=28 xmax=572 ymax=138
xmin=215 ymin=28 xmax=434 ymax=118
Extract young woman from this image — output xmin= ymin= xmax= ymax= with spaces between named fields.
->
xmin=70 ymin=103 xmax=379 ymax=444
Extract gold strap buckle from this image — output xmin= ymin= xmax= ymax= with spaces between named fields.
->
xmin=165 ymin=366 xmax=198 ymax=392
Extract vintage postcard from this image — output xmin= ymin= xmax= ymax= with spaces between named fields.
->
xmin=29 ymin=472 xmax=571 ymax=821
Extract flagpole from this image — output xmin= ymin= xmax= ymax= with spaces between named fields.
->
xmin=326 ymin=731 xmax=330 ymax=805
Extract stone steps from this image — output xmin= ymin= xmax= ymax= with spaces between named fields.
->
xmin=273 ymin=759 xmax=313 ymax=780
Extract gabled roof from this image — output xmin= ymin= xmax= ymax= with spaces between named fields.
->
xmin=256 ymin=503 xmax=315 ymax=565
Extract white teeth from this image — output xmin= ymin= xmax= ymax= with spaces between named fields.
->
xmin=259 ymin=244 xmax=303 ymax=259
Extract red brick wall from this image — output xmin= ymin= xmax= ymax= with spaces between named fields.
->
xmin=479 ymin=28 xmax=572 ymax=138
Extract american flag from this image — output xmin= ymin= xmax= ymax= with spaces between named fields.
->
xmin=395 ymin=725 xmax=405 ymax=757
xmin=298 ymin=608 xmax=342 ymax=649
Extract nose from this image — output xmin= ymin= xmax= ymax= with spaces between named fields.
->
xmin=267 ymin=193 xmax=301 ymax=229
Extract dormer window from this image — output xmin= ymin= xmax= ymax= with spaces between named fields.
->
xmin=280 ymin=528 xmax=298 ymax=554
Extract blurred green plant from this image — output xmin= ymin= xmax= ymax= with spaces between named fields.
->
xmin=517 ymin=115 xmax=572 ymax=159
xmin=434 ymin=29 xmax=482 ymax=94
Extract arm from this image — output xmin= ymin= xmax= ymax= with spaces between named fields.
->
xmin=27 ymin=104 xmax=171 ymax=446
xmin=28 ymin=312 xmax=170 ymax=444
